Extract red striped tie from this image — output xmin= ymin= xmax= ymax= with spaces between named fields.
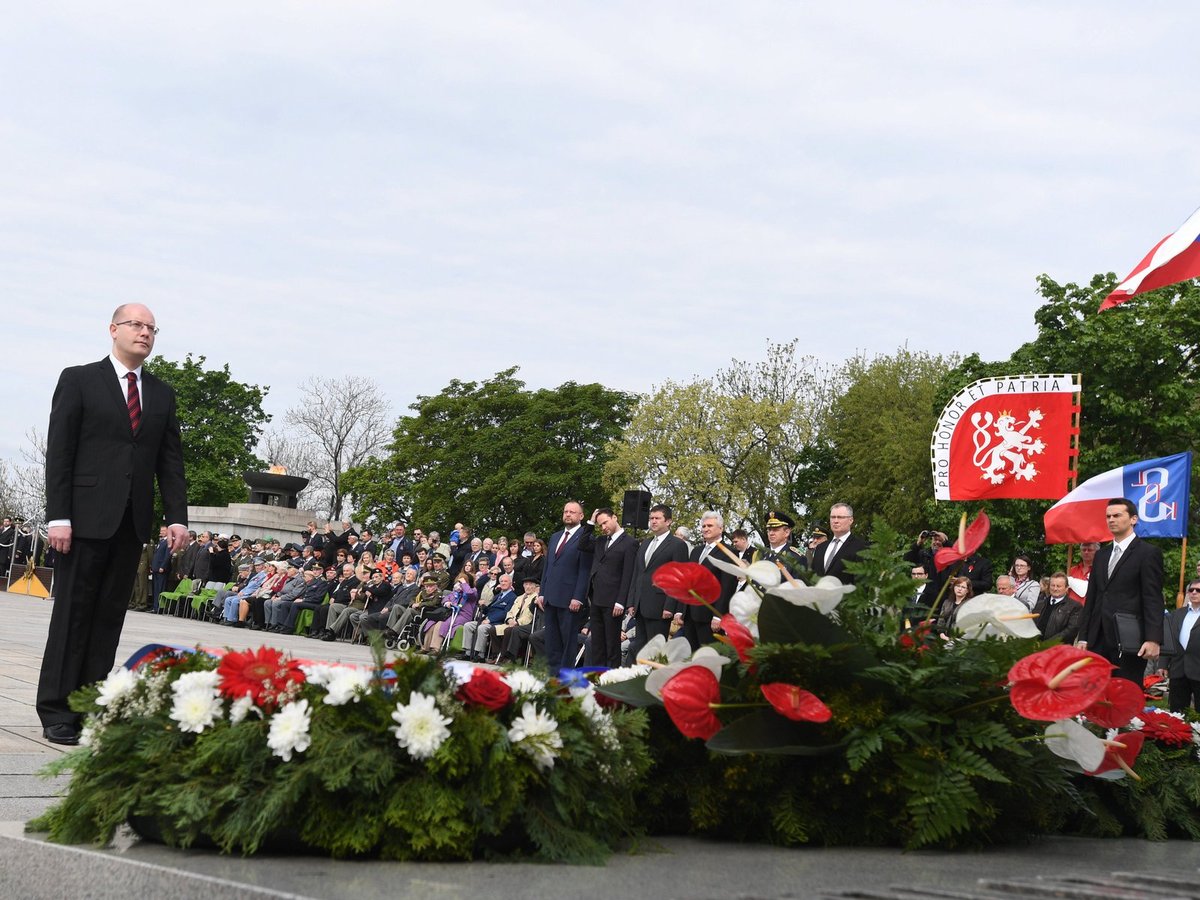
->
xmin=126 ymin=372 xmax=141 ymax=433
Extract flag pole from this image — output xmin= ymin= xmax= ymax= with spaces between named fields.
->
xmin=1178 ymin=536 xmax=1189 ymax=609
xmin=1064 ymin=374 xmax=1082 ymax=573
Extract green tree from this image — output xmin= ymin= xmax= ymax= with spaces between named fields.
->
xmin=343 ymin=368 xmax=634 ymax=536
xmin=816 ymin=347 xmax=957 ymax=538
xmin=930 ymin=273 xmax=1200 ymax=584
xmin=144 ymin=355 xmax=270 ymax=508
xmin=603 ymin=340 xmax=836 ymax=536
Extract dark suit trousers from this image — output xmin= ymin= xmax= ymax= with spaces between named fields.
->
xmin=1169 ymin=674 xmax=1200 ymax=712
xmin=1093 ymin=638 xmax=1148 ymax=685
xmin=633 ymin=613 xmax=671 ymax=659
xmin=587 ymin=605 xmax=622 ymax=667
xmin=684 ymin=613 xmax=716 ymax=652
xmin=543 ymin=604 xmax=585 ymax=669
xmin=37 ymin=505 xmax=141 ymax=727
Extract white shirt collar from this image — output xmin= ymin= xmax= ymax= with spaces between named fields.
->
xmin=1112 ymin=533 xmax=1137 ymax=554
xmin=109 ymin=353 xmax=143 ymax=380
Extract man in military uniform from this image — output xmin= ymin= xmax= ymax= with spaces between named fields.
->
xmin=761 ymin=511 xmax=807 ymax=580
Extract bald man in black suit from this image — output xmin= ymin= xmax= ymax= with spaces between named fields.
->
xmin=37 ymin=304 xmax=188 ymax=744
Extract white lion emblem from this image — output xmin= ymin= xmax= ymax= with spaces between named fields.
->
xmin=971 ymin=409 xmax=1045 ymax=485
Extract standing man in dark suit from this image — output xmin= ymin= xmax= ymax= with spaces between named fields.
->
xmin=682 ymin=511 xmax=739 ymax=650
xmin=37 ymin=304 xmax=188 ymax=745
xmin=583 ymin=507 xmax=637 ymax=668
xmin=811 ymin=502 xmax=868 ymax=584
xmin=537 ymin=501 xmax=594 ymax=669
xmin=630 ymin=503 xmax=690 ymax=657
xmin=1076 ymin=498 xmax=1164 ymax=684
xmin=149 ymin=526 xmax=171 ymax=613
xmin=1158 ymin=578 xmax=1200 ymax=711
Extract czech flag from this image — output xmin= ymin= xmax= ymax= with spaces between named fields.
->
xmin=1101 ymin=207 xmax=1200 ymax=310
xmin=1044 ymin=452 xmax=1192 ymax=543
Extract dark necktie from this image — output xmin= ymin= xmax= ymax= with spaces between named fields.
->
xmin=126 ymin=372 xmax=141 ymax=433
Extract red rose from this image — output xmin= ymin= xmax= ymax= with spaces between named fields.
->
xmin=457 ymin=667 xmax=513 ymax=711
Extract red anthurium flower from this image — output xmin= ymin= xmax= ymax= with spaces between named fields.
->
xmin=760 ymin=683 xmax=832 ymax=723
xmin=660 ymin=666 xmax=723 ymax=740
xmin=652 ymin=562 xmax=721 ymax=607
xmin=1088 ymin=730 xmax=1145 ymax=779
xmin=1137 ymin=710 xmax=1193 ymax=747
xmin=933 ymin=511 xmax=990 ymax=572
xmin=1008 ymin=644 xmax=1113 ymax=721
xmin=718 ymin=614 xmax=755 ymax=663
xmin=1081 ymin=677 xmax=1143 ymax=729
xmin=218 ymin=646 xmax=305 ymax=707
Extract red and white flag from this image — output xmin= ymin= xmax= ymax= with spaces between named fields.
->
xmin=1101 ymin=206 xmax=1200 ymax=310
xmin=931 ymin=375 xmax=1080 ymax=501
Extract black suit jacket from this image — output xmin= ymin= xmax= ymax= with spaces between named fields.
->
xmin=585 ymin=531 xmax=637 ymax=608
xmin=811 ymin=533 xmax=869 ymax=584
xmin=630 ymin=534 xmax=691 ymax=619
xmin=1077 ymin=537 xmax=1164 ymax=651
xmin=1032 ymin=594 xmax=1083 ymax=644
xmin=1160 ymin=606 xmax=1200 ymax=680
xmin=46 ymin=358 xmax=187 ymax=542
xmin=686 ymin=543 xmax=739 ymax=619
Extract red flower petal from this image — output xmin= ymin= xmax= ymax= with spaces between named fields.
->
xmin=719 ymin=614 xmax=755 ymax=663
xmin=933 ymin=511 xmax=990 ymax=572
xmin=218 ymin=646 xmax=305 ymax=708
xmin=456 ymin=667 xmax=512 ymax=711
xmin=760 ymin=683 xmax=832 ymax=723
xmin=1137 ymin=710 xmax=1193 ymax=747
xmin=1081 ymin=677 xmax=1143 ymax=729
xmin=652 ymin=562 xmax=721 ymax=606
xmin=660 ymin=666 xmax=723 ymax=740
xmin=1008 ymin=645 xmax=1113 ymax=721
xmin=1088 ymin=730 xmax=1145 ymax=776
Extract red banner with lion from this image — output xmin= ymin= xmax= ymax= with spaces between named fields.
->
xmin=931 ymin=374 xmax=1080 ymax=501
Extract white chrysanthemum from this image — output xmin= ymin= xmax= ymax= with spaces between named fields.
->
xmin=578 ymin=691 xmax=604 ymax=722
xmin=169 ymin=687 xmax=223 ymax=734
xmin=172 ymin=669 xmax=221 ymax=696
xmin=1130 ymin=717 xmax=1145 ymax=731
xmin=391 ymin=692 xmax=452 ymax=761
xmin=503 ymin=670 xmax=547 ymax=695
xmin=729 ymin=588 xmax=763 ymax=638
xmin=267 ymin=698 xmax=312 ymax=761
xmin=229 ymin=695 xmax=258 ymax=724
xmin=323 ymin=667 xmax=372 ymax=706
xmin=78 ymin=722 xmax=96 ymax=749
xmin=96 ymin=668 xmax=139 ymax=708
xmin=508 ymin=701 xmax=563 ymax=771
xmin=300 ymin=663 xmax=336 ymax=686
xmin=1044 ymin=718 xmax=1105 ymax=770
xmin=1191 ymin=722 xmax=1200 ymax=747
xmin=596 ymin=664 xmax=652 ymax=685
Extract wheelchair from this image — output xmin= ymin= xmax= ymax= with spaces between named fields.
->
xmin=385 ymin=605 xmax=427 ymax=652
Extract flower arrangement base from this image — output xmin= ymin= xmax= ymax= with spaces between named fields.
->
xmin=29 ymin=646 xmax=651 ymax=863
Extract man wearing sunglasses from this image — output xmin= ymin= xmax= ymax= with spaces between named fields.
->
xmin=37 ymin=305 xmax=188 ymax=745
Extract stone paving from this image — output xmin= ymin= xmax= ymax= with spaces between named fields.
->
xmin=1 ymin=589 xmax=1197 ymax=899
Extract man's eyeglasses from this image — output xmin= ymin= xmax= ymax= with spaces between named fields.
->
xmin=115 ymin=320 xmax=160 ymax=336
xmin=1187 ymin=587 xmax=1200 ymax=594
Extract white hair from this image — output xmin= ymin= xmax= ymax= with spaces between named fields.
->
xmin=700 ymin=511 xmax=724 ymax=528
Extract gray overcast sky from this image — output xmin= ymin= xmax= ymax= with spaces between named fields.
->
xmin=2 ymin=2 xmax=1196 ymax=465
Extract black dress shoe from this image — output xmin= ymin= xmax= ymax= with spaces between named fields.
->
xmin=43 ymin=724 xmax=79 ymax=745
